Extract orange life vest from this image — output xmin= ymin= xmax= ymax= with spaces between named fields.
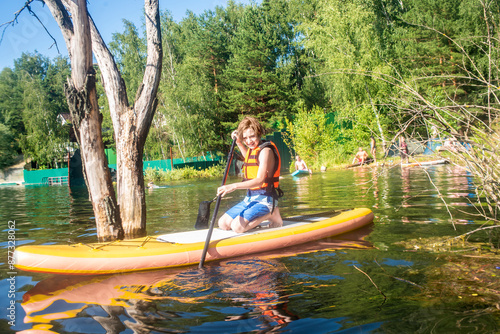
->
xmin=243 ymin=141 xmax=281 ymax=193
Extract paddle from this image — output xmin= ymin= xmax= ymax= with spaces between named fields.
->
xmin=194 ymin=137 xmax=237 ymax=230
xmin=198 ymin=137 xmax=237 ymax=268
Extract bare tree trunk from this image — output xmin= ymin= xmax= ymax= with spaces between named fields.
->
xmin=33 ymin=0 xmax=162 ymax=240
xmin=45 ymin=0 xmax=123 ymax=241
xmin=365 ymin=84 xmax=387 ymax=153
xmin=90 ymin=0 xmax=162 ymax=238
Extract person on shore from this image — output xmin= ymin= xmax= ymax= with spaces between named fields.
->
xmin=295 ymin=155 xmax=312 ymax=174
xmin=352 ymin=147 xmax=370 ymax=165
xmin=217 ymin=117 xmax=283 ymax=233
xmin=370 ymin=136 xmax=377 ymax=163
xmin=399 ymin=136 xmax=409 ymax=164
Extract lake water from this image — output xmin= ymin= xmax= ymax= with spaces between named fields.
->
xmin=1 ymin=163 xmax=499 ymax=333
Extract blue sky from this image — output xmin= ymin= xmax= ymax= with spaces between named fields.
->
xmin=0 ymin=0 xmax=259 ymax=69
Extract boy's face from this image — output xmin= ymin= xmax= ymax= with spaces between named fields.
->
xmin=242 ymin=128 xmax=260 ymax=149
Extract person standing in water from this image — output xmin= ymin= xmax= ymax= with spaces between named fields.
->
xmin=217 ymin=116 xmax=283 ymax=233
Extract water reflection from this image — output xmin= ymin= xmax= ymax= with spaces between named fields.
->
xmin=352 ymin=165 xmax=373 ymax=197
xmin=401 ymin=166 xmax=411 ymax=211
xmin=291 ymin=173 xmax=310 ymax=209
xmin=207 ymin=260 xmax=298 ymax=333
xmin=67 ymin=185 xmax=94 ymax=224
xmin=19 ymin=226 xmax=372 ymax=333
xmin=20 ymin=261 xmax=292 ymax=333
xmin=371 ymin=168 xmax=380 ymax=209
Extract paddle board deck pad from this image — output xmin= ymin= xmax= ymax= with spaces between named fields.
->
xmin=291 ymin=169 xmax=309 ymax=177
xmin=14 ymin=208 xmax=374 ymax=275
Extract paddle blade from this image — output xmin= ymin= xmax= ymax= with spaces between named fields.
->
xmin=195 ymin=200 xmax=213 ymax=230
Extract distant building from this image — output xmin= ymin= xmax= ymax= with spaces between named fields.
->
xmin=57 ymin=112 xmax=78 ymax=143
xmin=57 ymin=112 xmax=72 ymax=126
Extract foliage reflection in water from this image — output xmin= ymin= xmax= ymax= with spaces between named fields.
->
xmin=1 ymin=164 xmax=498 ymax=333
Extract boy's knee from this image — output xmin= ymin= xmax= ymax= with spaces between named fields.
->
xmin=230 ymin=222 xmax=245 ymax=234
xmin=230 ymin=218 xmax=248 ymax=234
xmin=218 ymin=215 xmax=231 ymax=230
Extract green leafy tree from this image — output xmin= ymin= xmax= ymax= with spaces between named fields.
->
xmin=0 ymin=67 xmax=23 ymax=166
xmin=284 ymin=0 xmax=330 ymax=111
xmin=0 ymin=123 xmax=17 ymax=169
xmin=385 ymin=0 xmax=471 ymax=139
xmin=13 ymin=53 xmax=70 ymax=168
xmin=297 ymin=0 xmax=396 ymax=152
xmin=285 ymin=105 xmax=334 ymax=166
xmin=222 ymin=3 xmax=291 ymax=130
xmin=155 ymin=7 xmax=240 ymax=158
xmin=456 ymin=0 xmax=500 ymax=127
xmin=0 ymin=67 xmax=24 ymax=141
xmin=45 ymin=56 xmax=71 ymax=114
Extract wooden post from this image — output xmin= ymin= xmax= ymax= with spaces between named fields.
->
xmin=67 ymin=151 xmax=71 ymax=187
xmin=170 ymin=146 xmax=174 ymax=170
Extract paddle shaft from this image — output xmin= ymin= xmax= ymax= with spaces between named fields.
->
xmin=199 ymin=138 xmax=237 ymax=268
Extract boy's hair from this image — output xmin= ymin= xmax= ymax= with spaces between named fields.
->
xmin=237 ymin=116 xmax=265 ymax=141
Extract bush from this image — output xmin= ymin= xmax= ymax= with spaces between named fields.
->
xmin=285 ymin=104 xmax=349 ymax=169
xmin=319 ymin=145 xmax=351 ymax=167
xmin=144 ymin=161 xmax=226 ymax=183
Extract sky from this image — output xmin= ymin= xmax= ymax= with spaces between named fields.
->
xmin=0 ymin=0 xmax=259 ymax=70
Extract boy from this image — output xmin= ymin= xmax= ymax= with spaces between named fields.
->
xmin=217 ymin=117 xmax=283 ymax=233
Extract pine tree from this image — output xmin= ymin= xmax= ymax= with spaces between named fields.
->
xmin=221 ymin=3 xmax=289 ymax=130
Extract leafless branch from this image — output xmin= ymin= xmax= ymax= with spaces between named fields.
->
xmin=1 ymin=0 xmax=61 ymax=54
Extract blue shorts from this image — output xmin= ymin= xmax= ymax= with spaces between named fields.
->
xmin=224 ymin=190 xmax=275 ymax=222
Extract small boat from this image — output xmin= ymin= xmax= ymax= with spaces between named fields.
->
xmin=401 ymin=159 xmax=449 ymax=168
xmin=291 ymin=169 xmax=310 ymax=177
xmin=14 ymin=208 xmax=374 ymax=275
